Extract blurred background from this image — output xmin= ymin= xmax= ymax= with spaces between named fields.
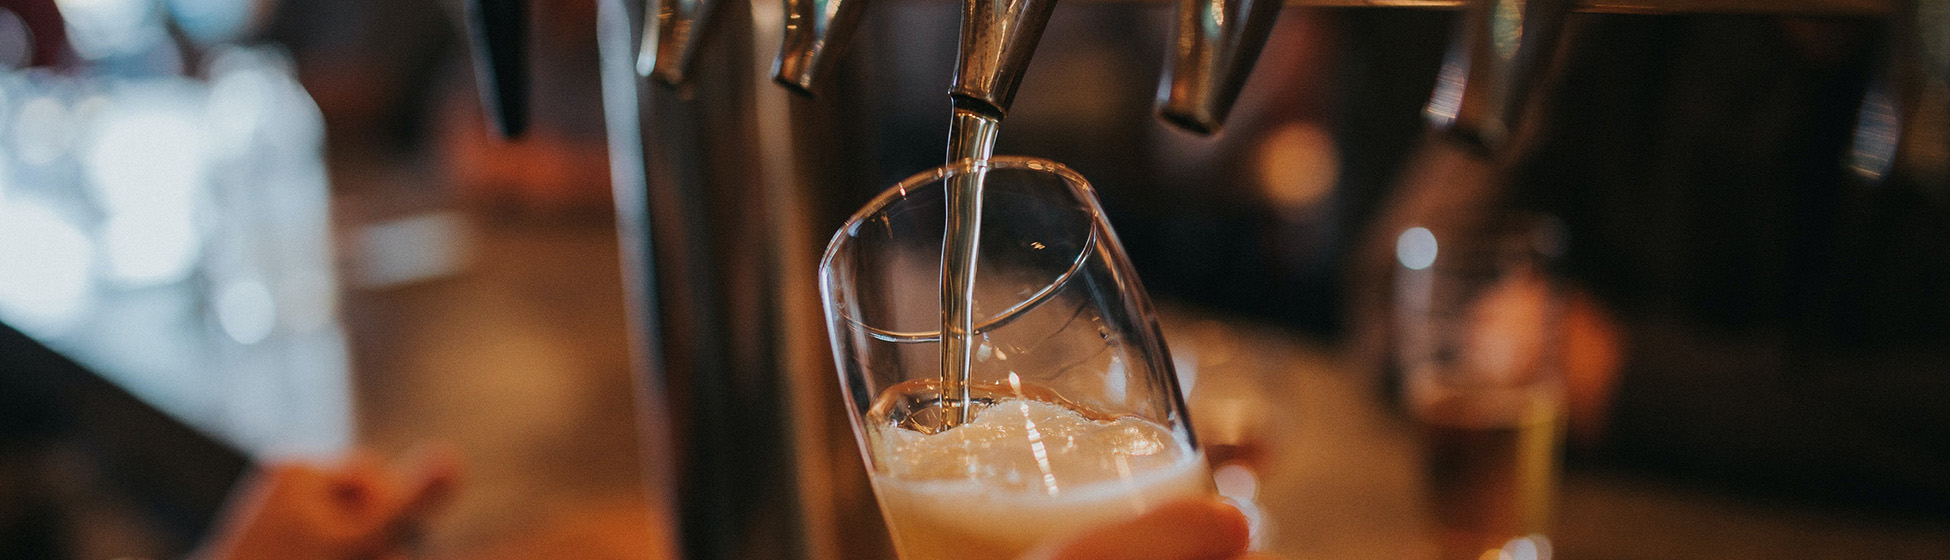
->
xmin=0 ymin=0 xmax=1946 ymax=558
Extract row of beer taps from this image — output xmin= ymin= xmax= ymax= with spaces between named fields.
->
xmin=464 ymin=0 xmax=1553 ymax=139
xmin=466 ymin=0 xmax=1940 ymax=173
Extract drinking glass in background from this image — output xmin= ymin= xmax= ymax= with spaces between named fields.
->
xmin=1169 ymin=318 xmax=1277 ymax=549
xmin=1393 ymin=215 xmax=1566 ymax=560
xmin=820 ymin=157 xmax=1212 ymax=560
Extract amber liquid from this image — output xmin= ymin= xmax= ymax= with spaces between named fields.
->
xmin=865 ymin=379 xmax=1212 ymax=560
xmin=1417 ymin=396 xmax=1561 ymax=560
xmin=937 ymin=108 xmax=1001 ymax=429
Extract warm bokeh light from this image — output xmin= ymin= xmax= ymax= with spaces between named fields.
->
xmin=1254 ymin=122 xmax=1339 ymax=214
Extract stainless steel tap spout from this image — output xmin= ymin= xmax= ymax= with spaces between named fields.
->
xmin=639 ymin=0 xmax=727 ymax=85
xmin=1424 ymin=0 xmax=1572 ymax=149
xmin=463 ymin=0 xmax=528 ymax=136
xmin=774 ymin=0 xmax=872 ymax=95
xmin=953 ymin=0 xmax=1063 ymax=116
xmin=1158 ymin=0 xmax=1284 ymax=134
xmin=1887 ymin=0 xmax=1950 ymax=184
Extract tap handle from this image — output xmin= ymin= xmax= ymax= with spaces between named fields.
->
xmin=774 ymin=0 xmax=872 ymax=96
xmin=464 ymin=0 xmax=529 ymax=137
xmin=951 ymin=0 xmax=1062 ymax=117
xmin=638 ymin=0 xmax=726 ymax=85
xmin=1156 ymin=0 xmax=1283 ymax=135
xmin=1425 ymin=0 xmax=1572 ymax=150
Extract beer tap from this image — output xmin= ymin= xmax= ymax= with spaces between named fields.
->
xmin=1424 ymin=0 xmax=1572 ymax=150
xmin=1157 ymin=0 xmax=1284 ymax=134
xmin=1883 ymin=0 xmax=1950 ymax=186
xmin=639 ymin=0 xmax=730 ymax=85
xmin=952 ymin=0 xmax=1063 ymax=119
xmin=463 ymin=0 xmax=528 ymax=137
xmin=1845 ymin=0 xmax=1948 ymax=185
xmin=773 ymin=0 xmax=872 ymax=95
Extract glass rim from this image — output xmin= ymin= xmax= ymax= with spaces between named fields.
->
xmin=820 ymin=156 xmax=1102 ymax=343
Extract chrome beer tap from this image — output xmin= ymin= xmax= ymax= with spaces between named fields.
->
xmin=1158 ymin=0 xmax=1285 ymax=134
xmin=951 ymin=0 xmax=1062 ymax=118
xmin=774 ymin=0 xmax=872 ymax=94
xmin=1877 ymin=0 xmax=1950 ymax=186
xmin=463 ymin=0 xmax=528 ymax=136
xmin=639 ymin=0 xmax=728 ymax=84
xmin=1424 ymin=0 xmax=1573 ymax=150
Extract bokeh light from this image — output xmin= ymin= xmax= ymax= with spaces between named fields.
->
xmin=167 ymin=0 xmax=255 ymax=44
xmin=55 ymin=0 xmax=160 ymax=59
xmin=0 ymin=198 xmax=97 ymax=333
xmin=215 ymin=279 xmax=276 ymax=345
xmin=14 ymin=95 xmax=73 ymax=166
xmin=0 ymin=8 xmax=32 ymax=68
xmin=1255 ymin=122 xmax=1340 ymax=214
xmin=84 ymin=85 xmax=208 ymax=286
xmin=1396 ymin=226 xmax=1439 ymax=271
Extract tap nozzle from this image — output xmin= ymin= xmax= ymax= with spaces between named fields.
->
xmin=638 ymin=0 xmax=725 ymax=86
xmin=773 ymin=0 xmax=871 ymax=96
xmin=1884 ymin=0 xmax=1950 ymax=184
xmin=1157 ymin=0 xmax=1283 ymax=135
xmin=1424 ymin=0 xmax=1571 ymax=150
xmin=464 ymin=0 xmax=529 ymax=137
xmin=951 ymin=0 xmax=1062 ymax=117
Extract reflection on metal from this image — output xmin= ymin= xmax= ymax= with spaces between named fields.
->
xmin=952 ymin=0 xmax=1062 ymax=116
xmin=1890 ymin=0 xmax=1950 ymax=186
xmin=1425 ymin=0 xmax=1571 ymax=150
xmin=1854 ymin=0 xmax=1950 ymax=184
xmin=640 ymin=0 xmax=728 ymax=85
xmin=1848 ymin=83 xmax=1900 ymax=181
xmin=1158 ymin=0 xmax=1284 ymax=134
xmin=773 ymin=0 xmax=871 ymax=95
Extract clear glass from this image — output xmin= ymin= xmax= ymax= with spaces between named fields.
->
xmin=820 ymin=157 xmax=1211 ymax=560
xmin=1393 ymin=215 xmax=1566 ymax=560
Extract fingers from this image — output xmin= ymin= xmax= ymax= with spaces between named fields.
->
xmin=335 ymin=444 xmax=463 ymax=553
xmin=197 ymin=445 xmax=466 ymax=560
xmin=1022 ymin=498 xmax=1253 ymax=560
xmin=387 ymin=443 xmax=464 ymax=523
xmin=380 ymin=443 xmax=463 ymax=552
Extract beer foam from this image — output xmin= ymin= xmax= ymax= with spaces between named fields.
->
xmin=875 ymin=398 xmax=1190 ymax=493
xmin=868 ymin=399 xmax=1210 ymax=559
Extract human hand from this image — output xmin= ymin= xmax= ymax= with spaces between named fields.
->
xmin=1020 ymin=498 xmax=1274 ymax=560
xmin=195 ymin=445 xmax=462 ymax=560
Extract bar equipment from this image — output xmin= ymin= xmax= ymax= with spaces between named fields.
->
xmin=1158 ymin=0 xmax=1285 ymax=133
xmin=465 ymin=0 xmax=528 ymax=136
xmin=774 ymin=0 xmax=871 ymax=94
xmin=821 ymin=157 xmax=1207 ymax=560
xmin=458 ymin=0 xmax=1921 ymax=559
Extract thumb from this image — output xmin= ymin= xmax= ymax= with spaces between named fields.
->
xmin=392 ymin=444 xmax=464 ymax=520
xmin=336 ymin=444 xmax=462 ymax=546
xmin=1021 ymin=499 xmax=1252 ymax=560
